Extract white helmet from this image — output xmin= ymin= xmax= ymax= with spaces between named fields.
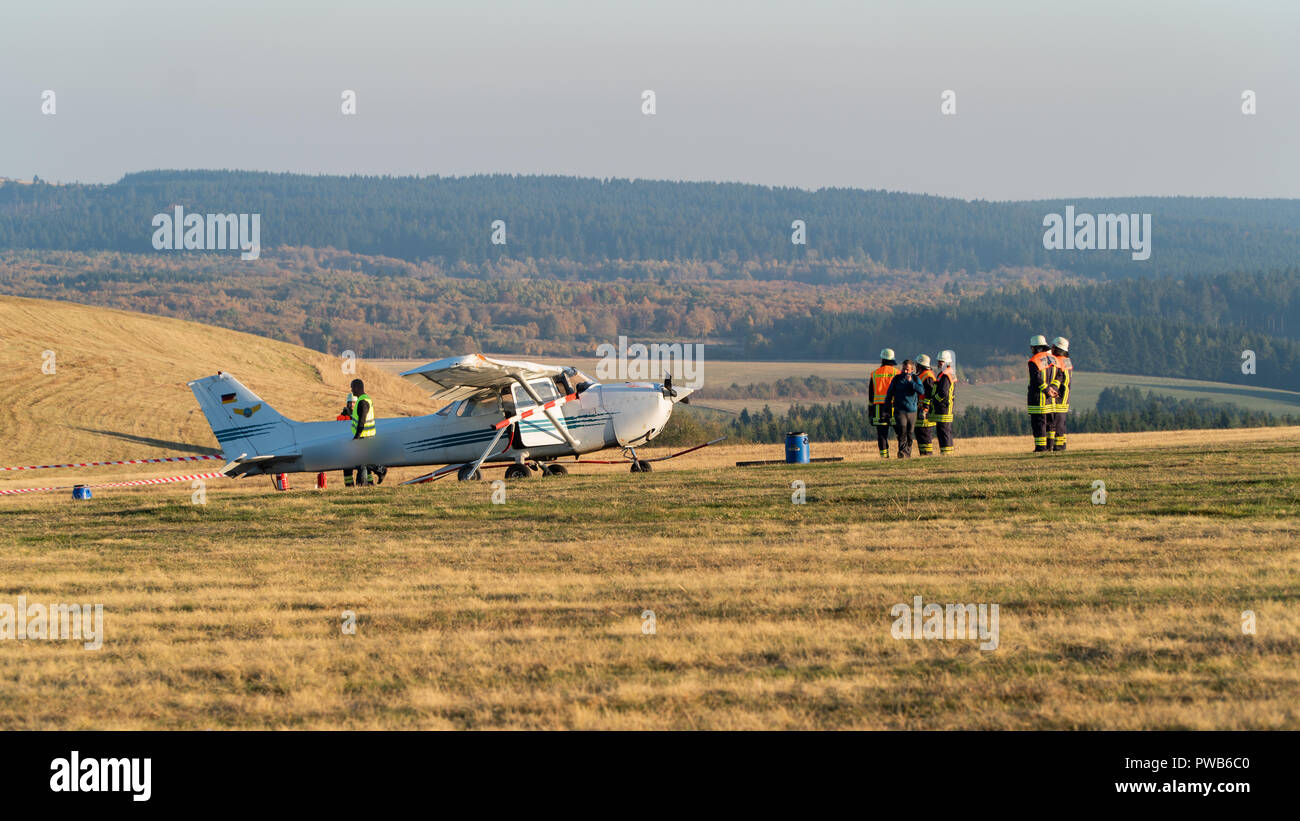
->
xmin=938 ymin=350 xmax=955 ymax=365
xmin=1052 ymin=336 xmax=1070 ymax=353
xmin=915 ymin=354 xmax=932 ymax=368
xmin=1029 ymin=334 xmax=1048 ymax=347
xmin=880 ymin=348 xmax=896 ymax=360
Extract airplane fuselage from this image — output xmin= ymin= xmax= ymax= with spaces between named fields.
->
xmin=223 ymin=383 xmax=676 ymax=474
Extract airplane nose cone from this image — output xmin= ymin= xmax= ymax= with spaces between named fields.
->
xmin=612 ymin=390 xmax=675 ymax=446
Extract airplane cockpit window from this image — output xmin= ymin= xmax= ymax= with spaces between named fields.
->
xmin=458 ymin=394 xmax=502 ymax=417
xmin=435 ymin=400 xmax=461 ymax=416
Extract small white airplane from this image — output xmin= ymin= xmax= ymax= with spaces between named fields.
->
xmin=188 ymin=354 xmax=718 ymax=484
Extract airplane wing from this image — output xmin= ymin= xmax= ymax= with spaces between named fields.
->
xmin=399 ymin=354 xmax=569 ymax=402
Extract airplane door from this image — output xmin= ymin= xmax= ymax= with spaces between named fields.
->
xmin=511 ymin=379 xmax=570 ymax=447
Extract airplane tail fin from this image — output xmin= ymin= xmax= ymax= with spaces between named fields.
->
xmin=187 ymin=373 xmax=299 ymax=460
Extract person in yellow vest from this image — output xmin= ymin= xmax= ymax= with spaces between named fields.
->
xmin=337 ymin=394 xmax=358 ymax=487
xmin=347 ymin=378 xmax=377 ymax=486
xmin=1049 ymin=337 xmax=1072 ymax=452
xmin=932 ymin=350 xmax=957 ymax=455
xmin=1026 ymin=335 xmax=1059 ymax=453
xmin=913 ymin=354 xmax=937 ymax=456
xmin=868 ymin=348 xmax=900 ymax=458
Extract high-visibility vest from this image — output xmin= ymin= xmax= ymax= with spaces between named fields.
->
xmin=352 ymin=393 xmax=377 ymax=438
xmin=1027 ymin=352 xmax=1057 ymax=414
xmin=916 ymin=367 xmax=936 ymax=425
xmin=1051 ymin=356 xmax=1073 ymax=412
xmin=931 ymin=366 xmax=955 ymax=422
xmin=870 ymin=364 xmax=899 ymax=405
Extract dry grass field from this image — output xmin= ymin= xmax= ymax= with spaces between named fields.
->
xmin=2 ymin=428 xmax=1298 ymax=729
xmin=0 ymin=295 xmax=434 ymax=470
xmin=2 ymin=297 xmax=1298 ymax=729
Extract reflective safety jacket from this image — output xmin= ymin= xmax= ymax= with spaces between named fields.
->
xmin=352 ymin=393 xmax=377 ymax=438
xmin=1049 ymin=355 xmax=1072 ymax=413
xmin=916 ymin=367 xmax=936 ymax=426
xmin=931 ymin=365 xmax=956 ymax=423
xmin=1027 ymin=351 xmax=1058 ymax=414
xmin=869 ymin=362 xmax=900 ymax=424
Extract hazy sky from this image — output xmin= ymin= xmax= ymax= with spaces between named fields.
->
xmin=3 ymin=0 xmax=1296 ymax=199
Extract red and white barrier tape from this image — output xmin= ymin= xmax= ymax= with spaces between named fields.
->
xmin=2 ymin=454 xmax=222 ymax=472
xmin=493 ymin=393 xmax=578 ymax=430
xmin=0 ymin=471 xmax=225 ymax=496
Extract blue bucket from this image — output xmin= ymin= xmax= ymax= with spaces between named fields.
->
xmin=72 ymin=485 xmax=92 ymax=500
xmin=785 ymin=432 xmax=809 ymax=464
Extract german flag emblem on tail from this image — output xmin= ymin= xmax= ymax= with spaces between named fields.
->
xmin=221 ymin=393 xmax=237 ymax=404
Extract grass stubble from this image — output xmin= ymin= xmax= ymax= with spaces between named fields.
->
xmin=1 ymin=432 xmax=1297 ymax=730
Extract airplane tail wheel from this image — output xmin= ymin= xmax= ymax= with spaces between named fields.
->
xmin=630 ymin=460 xmax=652 ymax=473
xmin=457 ymin=466 xmax=482 ymax=481
xmin=542 ymin=463 xmax=568 ymax=477
xmin=504 ymin=465 xmax=530 ymax=480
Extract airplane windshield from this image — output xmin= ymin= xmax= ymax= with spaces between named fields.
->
xmin=513 ymin=379 xmax=558 ymax=410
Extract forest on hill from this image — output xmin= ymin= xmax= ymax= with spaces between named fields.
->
xmin=753 ymin=270 xmax=1300 ymax=391
xmin=5 ymin=171 xmax=1300 ymax=279
xmin=0 ymin=248 xmax=1033 ymax=358
xmin=2 ymin=251 xmax=1296 ymax=391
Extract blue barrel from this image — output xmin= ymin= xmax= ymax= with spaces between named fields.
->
xmin=785 ymin=432 xmax=809 ymax=464
xmin=72 ymin=485 xmax=92 ymax=500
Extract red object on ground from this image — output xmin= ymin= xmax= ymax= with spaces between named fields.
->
xmin=316 ymin=472 xmax=326 ymax=489
xmin=274 ymin=473 xmax=290 ymax=491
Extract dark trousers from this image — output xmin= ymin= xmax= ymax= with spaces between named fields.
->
xmin=1030 ymin=413 xmax=1050 ymax=451
xmin=1053 ymin=412 xmax=1068 ymax=451
xmin=893 ymin=412 xmax=916 ymax=458
xmin=915 ymin=423 xmax=935 ymax=455
xmin=874 ymin=425 xmax=891 ymax=457
xmin=936 ymin=421 xmax=954 ymax=454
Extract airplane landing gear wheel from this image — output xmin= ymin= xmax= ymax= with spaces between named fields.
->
xmin=542 ymin=463 xmax=568 ymax=477
xmin=457 ymin=466 xmax=482 ymax=481
xmin=504 ymin=464 xmax=530 ymax=480
xmin=630 ymin=460 xmax=652 ymax=473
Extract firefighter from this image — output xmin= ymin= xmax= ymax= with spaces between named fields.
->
xmin=914 ymin=354 xmax=937 ymax=456
xmin=933 ymin=350 xmax=957 ymax=455
xmin=1026 ymin=335 xmax=1059 ymax=453
xmin=349 ymin=378 xmax=377 ymax=485
xmin=1049 ymin=337 xmax=1072 ymax=451
xmin=337 ymin=394 xmax=358 ymax=487
xmin=868 ymin=348 xmax=900 ymax=458
xmin=885 ymin=359 xmax=926 ymax=458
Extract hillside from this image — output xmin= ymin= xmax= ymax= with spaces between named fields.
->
xmin=0 ymin=296 xmax=436 ymax=469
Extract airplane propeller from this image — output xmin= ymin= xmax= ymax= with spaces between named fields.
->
xmin=662 ymin=375 xmax=690 ymax=404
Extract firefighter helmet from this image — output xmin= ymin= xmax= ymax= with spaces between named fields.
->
xmin=1029 ymin=334 xmax=1047 ymax=347
xmin=916 ymin=354 xmax=932 ymax=368
xmin=1052 ymin=336 xmax=1070 ymax=352
xmin=880 ymin=348 xmax=896 ymax=360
